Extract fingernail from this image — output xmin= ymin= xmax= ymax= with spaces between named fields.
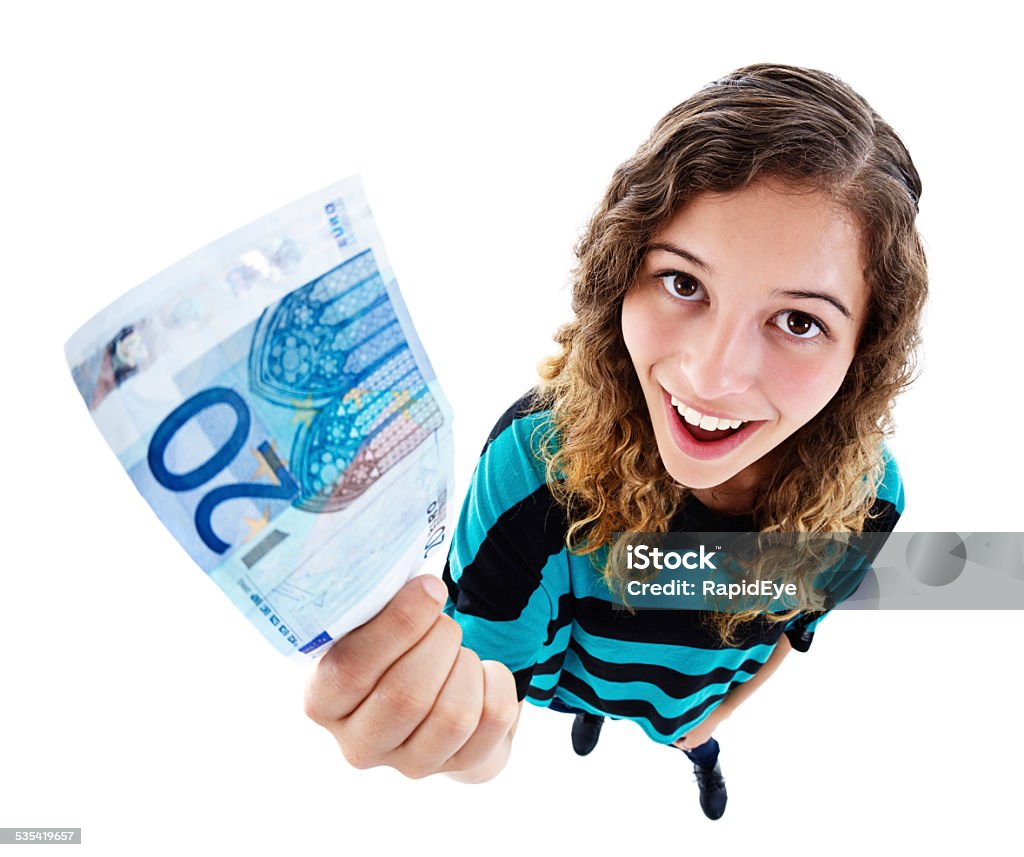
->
xmin=421 ymin=575 xmax=448 ymax=604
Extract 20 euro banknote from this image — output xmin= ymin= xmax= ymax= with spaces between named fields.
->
xmin=65 ymin=176 xmax=453 ymax=659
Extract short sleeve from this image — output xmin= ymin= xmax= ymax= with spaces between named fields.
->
xmin=784 ymin=444 xmax=905 ymax=653
xmin=440 ymin=393 xmax=569 ymax=701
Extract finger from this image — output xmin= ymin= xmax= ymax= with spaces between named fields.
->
xmin=440 ymin=659 xmax=519 ymax=774
xmin=339 ymin=612 xmax=464 ymax=757
xmin=386 ymin=646 xmax=485 ymax=778
xmin=304 ymin=575 xmax=449 ymax=724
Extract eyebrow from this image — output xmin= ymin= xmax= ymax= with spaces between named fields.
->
xmin=646 ymin=241 xmax=713 ymax=274
xmin=773 ymin=289 xmax=853 ymax=320
xmin=646 ymin=241 xmax=853 ymax=320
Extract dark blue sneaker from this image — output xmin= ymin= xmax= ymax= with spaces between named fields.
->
xmin=693 ymin=761 xmax=727 ymax=820
xmin=570 ymin=713 xmax=604 ymax=756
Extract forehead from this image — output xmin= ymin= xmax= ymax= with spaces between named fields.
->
xmin=651 ymin=182 xmax=868 ymax=308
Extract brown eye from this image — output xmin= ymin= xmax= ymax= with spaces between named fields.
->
xmin=773 ymin=310 xmax=824 ymax=340
xmin=658 ymin=272 xmax=705 ymax=301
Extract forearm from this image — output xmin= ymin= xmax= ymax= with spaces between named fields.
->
xmin=715 ymin=634 xmax=793 ymax=719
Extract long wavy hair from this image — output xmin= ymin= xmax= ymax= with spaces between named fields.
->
xmin=535 ymin=64 xmax=927 ymax=641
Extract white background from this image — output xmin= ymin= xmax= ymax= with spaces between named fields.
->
xmin=3 ymin=1 xmax=1021 ymax=854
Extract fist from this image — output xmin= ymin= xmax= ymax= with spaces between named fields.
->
xmin=304 ymin=575 xmax=520 ymax=780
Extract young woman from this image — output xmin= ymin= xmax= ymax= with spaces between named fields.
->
xmin=304 ymin=64 xmax=925 ymax=821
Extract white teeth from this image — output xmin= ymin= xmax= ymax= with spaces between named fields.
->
xmin=670 ymin=395 xmax=746 ymax=431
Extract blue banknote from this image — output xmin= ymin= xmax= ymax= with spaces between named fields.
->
xmin=66 ymin=177 xmax=454 ymax=658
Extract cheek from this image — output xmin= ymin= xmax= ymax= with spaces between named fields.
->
xmin=621 ymin=289 xmax=673 ymax=371
xmin=620 ymin=291 xmax=649 ymax=368
xmin=768 ymin=353 xmax=854 ymax=424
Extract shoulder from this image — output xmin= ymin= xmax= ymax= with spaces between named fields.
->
xmin=446 ymin=389 xmax=567 ymax=585
xmin=864 ymin=442 xmax=905 ymax=534
xmin=877 ymin=442 xmax=905 ymax=514
xmin=476 ymin=388 xmax=558 ymax=485
xmin=481 ymin=388 xmax=554 ymax=454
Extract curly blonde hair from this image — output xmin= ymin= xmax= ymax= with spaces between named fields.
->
xmin=535 ymin=64 xmax=927 ymax=641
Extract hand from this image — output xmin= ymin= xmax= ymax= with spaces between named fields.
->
xmin=673 ymin=712 xmax=723 ymax=751
xmin=303 ymin=574 xmax=520 ymax=780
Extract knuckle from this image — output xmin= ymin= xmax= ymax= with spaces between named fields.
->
xmin=342 ymin=745 xmax=378 ymax=774
xmin=478 ymin=660 xmax=518 ymax=729
xmin=459 ymin=644 xmax=481 ymax=668
xmin=397 ymin=762 xmax=434 ymax=781
xmin=486 ymin=708 xmax=518 ymax=738
xmin=430 ymin=700 xmax=479 ymax=742
xmin=370 ymin=682 xmax=434 ymax=719
xmin=316 ymin=652 xmax=370 ymax=701
xmin=388 ymin=597 xmax=435 ymax=643
xmin=481 ymin=694 xmax=518 ymax=734
xmin=339 ymin=740 xmax=380 ymax=771
xmin=302 ymin=688 xmax=326 ymax=725
xmin=434 ymin=613 xmax=464 ymax=646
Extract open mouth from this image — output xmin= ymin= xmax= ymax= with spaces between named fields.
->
xmin=669 ymin=393 xmax=747 ymax=442
xmin=661 ymin=388 xmax=765 ymax=460
xmin=677 ymin=414 xmax=745 ymax=443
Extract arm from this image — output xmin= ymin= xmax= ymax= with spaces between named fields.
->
xmin=441 ymin=398 xmax=562 ymax=781
xmin=676 ymin=443 xmax=906 ymax=753
xmin=715 ymin=633 xmax=793 ymax=719
xmin=675 ymin=634 xmax=792 ymax=749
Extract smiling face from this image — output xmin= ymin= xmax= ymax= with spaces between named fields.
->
xmin=620 ymin=180 xmax=870 ymax=513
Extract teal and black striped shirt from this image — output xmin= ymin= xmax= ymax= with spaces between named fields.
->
xmin=442 ymin=392 xmax=904 ymax=745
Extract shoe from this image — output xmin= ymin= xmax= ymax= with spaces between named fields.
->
xmin=693 ymin=761 xmax=727 ymax=820
xmin=570 ymin=713 xmax=604 ymax=756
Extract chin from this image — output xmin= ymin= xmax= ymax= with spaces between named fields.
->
xmin=657 ymin=449 xmax=743 ymax=491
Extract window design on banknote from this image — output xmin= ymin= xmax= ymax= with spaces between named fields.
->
xmin=247 ymin=249 xmax=445 ymax=512
xmin=121 ymin=248 xmax=445 ymax=564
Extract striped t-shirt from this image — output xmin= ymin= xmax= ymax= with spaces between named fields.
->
xmin=441 ymin=392 xmax=904 ymax=745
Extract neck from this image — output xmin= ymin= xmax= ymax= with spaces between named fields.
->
xmin=689 ymin=452 xmax=778 ymax=517
xmin=690 ymin=486 xmax=756 ymax=517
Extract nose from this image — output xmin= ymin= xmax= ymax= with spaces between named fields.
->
xmin=677 ymin=312 xmax=761 ymax=401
